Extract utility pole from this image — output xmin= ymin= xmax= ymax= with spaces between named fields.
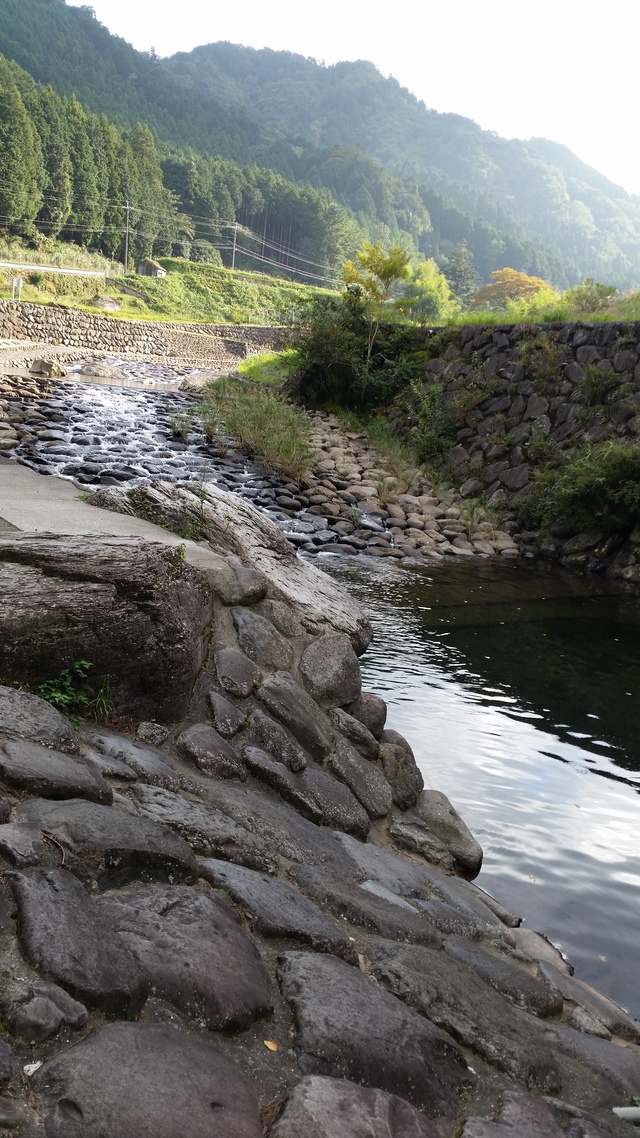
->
xmin=124 ymin=200 xmax=131 ymax=275
xmin=231 ymin=223 xmax=237 ymax=271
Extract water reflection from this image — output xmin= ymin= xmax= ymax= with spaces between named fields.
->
xmin=320 ymin=554 xmax=640 ymax=1017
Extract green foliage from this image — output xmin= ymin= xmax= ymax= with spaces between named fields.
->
xmin=518 ymin=332 xmax=564 ymax=385
xmin=562 ymin=278 xmax=620 ymax=315
xmin=37 ymin=660 xmax=93 ymax=723
xmin=200 ymin=378 xmax=314 ymax=480
xmin=400 ymin=260 xmax=459 ymax=323
xmin=238 ymin=349 xmax=300 ymax=385
xmin=524 ymin=442 xmax=640 ymax=531
xmin=442 ymin=241 xmax=480 ymax=306
xmin=577 ymin=363 xmax=621 ymax=406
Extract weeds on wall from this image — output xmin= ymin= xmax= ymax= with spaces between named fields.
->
xmin=521 ymin=442 xmax=640 ymax=531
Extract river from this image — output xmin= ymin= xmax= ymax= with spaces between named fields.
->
xmin=320 ymin=553 xmax=640 ymax=1019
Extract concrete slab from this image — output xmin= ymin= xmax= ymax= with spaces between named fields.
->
xmin=0 ymin=460 xmax=215 ymax=571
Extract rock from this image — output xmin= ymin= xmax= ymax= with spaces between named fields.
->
xmin=0 ymin=1040 xmax=11 ymax=1086
xmin=379 ymin=735 xmax=424 ymax=811
xmin=327 ymin=737 xmax=393 ymax=818
xmin=0 ymin=822 xmax=45 ymax=867
xmin=445 ymin=937 xmax=563 ymax=1017
xmin=258 ymin=671 xmax=334 ymax=760
xmin=241 ymin=708 xmax=306 ymax=772
xmin=0 ymin=684 xmax=79 ymax=753
xmin=0 ymin=1096 xmax=20 ymax=1128
xmin=299 ymin=634 xmax=362 ymax=708
xmin=412 ymin=897 xmax=500 ymax=940
xmin=80 ymin=747 xmax=137 ymax=781
xmin=200 ymin=782 xmax=356 ymax=877
xmin=512 ymin=928 xmax=573 ymax=975
xmin=299 ymin=767 xmax=370 ymax=839
xmin=200 ymin=860 xmax=350 ymax=953
xmin=101 ymin=480 xmax=372 ymax=652
xmin=278 ymin=952 xmax=472 ymax=1114
xmin=231 ymin=607 xmax=293 ymax=669
xmin=78 ymin=361 xmax=124 ymax=378
xmin=413 ymin=789 xmax=483 ymax=875
xmin=15 ymin=798 xmax=197 ymax=885
xmin=0 ymin=738 xmax=112 ymax=804
xmin=462 ymin=1090 xmax=565 ymax=1137
xmin=9 ymin=869 xmax=145 ymax=1015
xmin=268 ymin=1075 xmax=440 ymax=1138
xmin=329 ymin=708 xmax=379 ymax=761
xmin=0 ymin=979 xmax=87 ymax=1043
xmin=177 ymin=723 xmax=246 ymax=780
xmin=369 ymin=942 xmax=560 ymax=1090
xmin=100 ymin=884 xmax=272 ymax=1030
xmin=389 ymin=818 xmax=456 ymax=871
xmin=538 ymin=961 xmax=640 ymax=1042
xmin=214 ymin=647 xmax=262 ymax=698
xmin=208 ymin=691 xmax=246 ymax=737
xmin=135 ymin=721 xmax=169 ymax=747
xmin=540 ymin=1022 xmax=640 ymax=1097
xmin=130 ymin=784 xmax=277 ymax=872
xmin=0 ymin=534 xmax=213 ymax=722
xmin=81 ymin=729 xmax=178 ymax=788
xmin=242 ymin=746 xmax=321 ymax=821
xmin=33 ymin=1021 xmax=263 ymax=1138
xmin=289 ymin=864 xmax=440 ymax=946
xmin=29 ymin=359 xmax=66 ymax=377
xmin=345 ymin=691 xmax=387 ymax=739
xmin=0 ymin=798 xmax=10 ymax=824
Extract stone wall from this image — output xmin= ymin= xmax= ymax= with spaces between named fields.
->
xmin=0 ymin=299 xmax=286 ymax=366
xmin=390 ymin=321 xmax=640 ymax=582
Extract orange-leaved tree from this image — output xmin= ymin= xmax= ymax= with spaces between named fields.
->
xmin=469 ymin=268 xmax=554 ymax=311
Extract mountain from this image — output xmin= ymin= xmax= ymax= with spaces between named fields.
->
xmin=1 ymin=0 xmax=639 ymax=289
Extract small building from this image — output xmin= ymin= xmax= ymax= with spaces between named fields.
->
xmin=136 ymin=259 xmax=167 ymax=278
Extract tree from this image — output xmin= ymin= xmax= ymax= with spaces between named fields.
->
xmin=562 ymin=278 xmax=620 ymax=315
xmin=399 ymin=259 xmax=458 ymax=323
xmin=340 ymin=241 xmax=410 ymax=374
xmin=469 ymin=267 xmax=554 ymax=311
xmin=442 ymin=240 xmax=480 ymax=305
xmin=0 ymin=83 xmax=42 ymax=234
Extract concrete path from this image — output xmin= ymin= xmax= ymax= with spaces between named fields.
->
xmin=0 ymin=458 xmax=218 ymax=573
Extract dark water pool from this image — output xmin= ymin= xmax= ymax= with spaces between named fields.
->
xmin=320 ymin=554 xmax=640 ymax=1018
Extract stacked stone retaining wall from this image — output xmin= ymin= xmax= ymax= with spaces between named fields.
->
xmin=0 ymin=299 xmax=286 ymax=366
xmin=390 ymin=321 xmax=640 ymax=582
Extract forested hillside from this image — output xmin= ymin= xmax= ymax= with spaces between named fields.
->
xmin=1 ymin=0 xmax=639 ymax=289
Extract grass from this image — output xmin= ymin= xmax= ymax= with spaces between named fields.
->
xmin=238 ymin=349 xmax=300 ymax=385
xmin=200 ymin=377 xmax=314 ymax=481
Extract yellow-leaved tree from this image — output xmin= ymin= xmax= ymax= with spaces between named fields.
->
xmin=340 ymin=241 xmax=410 ymax=368
xmin=469 ymin=268 xmax=554 ymax=311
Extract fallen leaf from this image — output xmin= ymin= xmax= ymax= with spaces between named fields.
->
xmin=599 ymin=955 xmax=607 ymax=962
xmin=528 ymin=874 xmax=536 ymax=882
xmin=264 ymin=1040 xmax=278 ymax=1052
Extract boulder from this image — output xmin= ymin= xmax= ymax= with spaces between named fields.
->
xmin=208 ymin=691 xmax=246 ymax=737
xmin=9 ymin=869 xmax=145 ymax=1016
xmin=0 ymin=684 xmax=79 ymax=753
xmin=379 ymin=733 xmax=424 ymax=810
xmin=0 ymin=534 xmax=213 ymax=721
xmin=33 ymin=1022 xmax=263 ymax=1138
xmin=299 ymin=767 xmax=370 ymax=839
xmin=242 ymin=746 xmax=321 ymax=822
xmin=346 ymin=692 xmax=387 ymax=739
xmin=413 ymin=790 xmax=483 ymax=875
xmin=389 ymin=817 xmax=456 ymax=871
xmin=231 ymin=607 xmax=294 ymax=669
xmin=214 ymin=647 xmax=262 ymax=698
xmin=290 ymin=864 xmax=440 ymax=947
xmin=299 ymin=634 xmax=362 ymax=708
xmin=329 ymin=708 xmax=379 ymax=761
xmin=131 ymin=784 xmax=277 ymax=872
xmin=269 ymin=1076 xmax=440 ymax=1138
xmin=93 ymin=481 xmax=372 ymax=652
xmin=369 ymin=942 xmax=560 ymax=1090
xmin=81 ymin=729 xmax=178 ymax=788
xmin=278 ymin=952 xmax=473 ymax=1114
xmin=100 ymin=884 xmax=272 ymax=1031
xmin=200 ymin=860 xmax=350 ymax=954
xmin=177 ymin=723 xmax=246 ymax=780
xmin=0 ymin=822 xmax=45 ymax=867
xmin=0 ymin=737 xmax=112 ymax=804
xmin=241 ymin=708 xmax=307 ymax=772
xmin=327 ymin=737 xmax=393 ymax=818
xmin=462 ymin=1091 xmax=565 ymax=1138
xmin=0 ymin=979 xmax=87 ymax=1043
xmin=15 ymin=798 xmax=197 ymax=885
xmin=445 ymin=936 xmax=563 ymax=1017
xmin=258 ymin=671 xmax=333 ymax=760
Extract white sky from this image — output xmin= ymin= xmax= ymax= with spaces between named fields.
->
xmin=69 ymin=0 xmax=640 ymax=195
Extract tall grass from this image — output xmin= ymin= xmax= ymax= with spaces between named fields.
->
xmin=201 ymin=378 xmax=314 ymax=481
xmin=238 ymin=349 xmax=300 ymax=385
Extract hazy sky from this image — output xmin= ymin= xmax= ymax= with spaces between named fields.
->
xmin=69 ymin=0 xmax=640 ymax=195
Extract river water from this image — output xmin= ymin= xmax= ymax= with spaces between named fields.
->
xmin=320 ymin=553 xmax=640 ymax=1019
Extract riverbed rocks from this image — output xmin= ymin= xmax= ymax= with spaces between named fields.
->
xmin=269 ymin=1076 xmax=441 ymax=1138
xmin=0 ymin=738 xmax=113 ymax=804
xmin=412 ymin=789 xmax=484 ymax=875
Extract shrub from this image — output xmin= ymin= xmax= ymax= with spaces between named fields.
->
xmin=522 ymin=441 xmax=640 ymax=530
